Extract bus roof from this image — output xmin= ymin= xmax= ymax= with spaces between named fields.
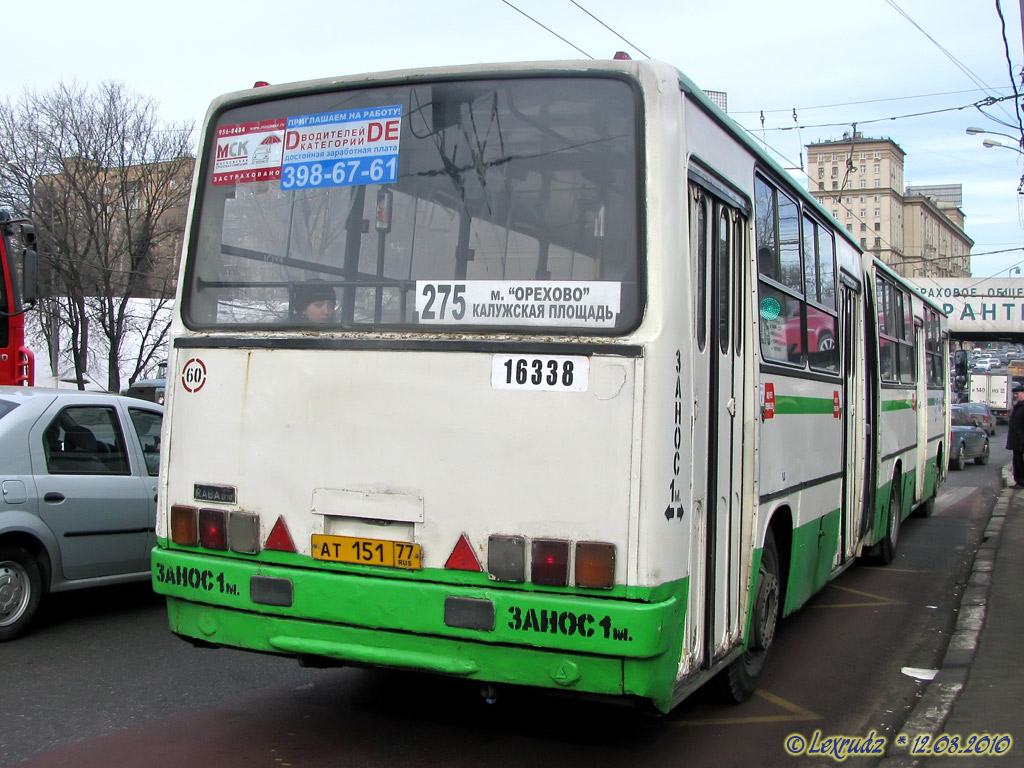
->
xmin=200 ymin=58 xmax=937 ymax=312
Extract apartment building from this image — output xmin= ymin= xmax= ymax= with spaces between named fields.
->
xmin=34 ymin=156 xmax=194 ymax=298
xmin=805 ymin=134 xmax=972 ymax=278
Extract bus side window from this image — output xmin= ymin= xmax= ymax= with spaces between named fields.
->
xmin=758 ymin=246 xmax=777 ymax=281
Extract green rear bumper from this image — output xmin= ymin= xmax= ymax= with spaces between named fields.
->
xmin=153 ymin=547 xmax=687 ymax=710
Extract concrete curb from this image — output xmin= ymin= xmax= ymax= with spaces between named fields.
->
xmin=876 ymin=466 xmax=1010 ymax=767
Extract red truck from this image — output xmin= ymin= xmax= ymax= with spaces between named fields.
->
xmin=0 ymin=210 xmax=37 ymax=385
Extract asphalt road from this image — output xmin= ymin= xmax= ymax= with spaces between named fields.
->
xmin=1 ymin=446 xmax=1006 ymax=768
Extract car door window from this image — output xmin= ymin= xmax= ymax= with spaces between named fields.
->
xmin=44 ymin=406 xmax=130 ymax=475
xmin=128 ymin=408 xmax=163 ymax=477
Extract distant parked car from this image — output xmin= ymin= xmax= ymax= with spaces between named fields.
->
xmin=949 ymin=405 xmax=990 ymax=470
xmin=781 ymin=305 xmax=837 ymax=355
xmin=961 ymin=402 xmax=997 ymax=436
xmin=0 ymin=387 xmax=163 ymax=641
xmin=124 ymin=360 xmax=167 ymax=405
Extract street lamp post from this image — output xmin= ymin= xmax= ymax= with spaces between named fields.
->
xmin=969 ymin=130 xmax=1024 ymax=195
xmin=966 ymin=127 xmax=1024 ymax=154
xmin=967 ymin=126 xmax=1019 ymax=140
xmin=981 ymin=138 xmax=1024 ymax=153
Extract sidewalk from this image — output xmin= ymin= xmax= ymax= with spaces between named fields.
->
xmin=881 ymin=466 xmax=1024 ymax=767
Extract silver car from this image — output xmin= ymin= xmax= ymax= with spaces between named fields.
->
xmin=0 ymin=387 xmax=163 ymax=640
xmin=961 ymin=402 xmax=997 ymax=436
xmin=949 ymin=405 xmax=990 ymax=470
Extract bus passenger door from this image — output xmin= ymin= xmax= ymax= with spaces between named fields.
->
xmin=687 ymin=178 xmax=745 ymax=669
xmin=839 ymin=281 xmax=860 ymax=564
xmin=709 ymin=204 xmax=745 ymax=661
xmin=914 ymin=322 xmax=927 ymax=504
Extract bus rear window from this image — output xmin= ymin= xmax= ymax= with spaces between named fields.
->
xmin=184 ymin=76 xmax=641 ymax=334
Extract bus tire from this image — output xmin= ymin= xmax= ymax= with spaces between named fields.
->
xmin=914 ymin=495 xmax=935 ymax=519
xmin=711 ymin=529 xmax=780 ymax=704
xmin=0 ymin=546 xmax=43 ymax=642
xmin=876 ymin=487 xmax=901 ymax=565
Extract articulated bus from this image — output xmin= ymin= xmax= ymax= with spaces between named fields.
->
xmin=0 ymin=211 xmax=36 ymax=386
xmin=152 ymin=59 xmax=948 ymax=713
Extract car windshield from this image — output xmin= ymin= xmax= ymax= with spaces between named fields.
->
xmin=184 ymin=75 xmax=642 ymax=335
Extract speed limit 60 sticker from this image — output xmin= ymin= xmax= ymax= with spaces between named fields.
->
xmin=181 ymin=358 xmax=207 ymax=393
xmin=491 ymin=355 xmax=589 ymax=392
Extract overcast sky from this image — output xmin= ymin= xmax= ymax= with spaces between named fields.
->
xmin=5 ymin=0 xmax=1024 ymax=279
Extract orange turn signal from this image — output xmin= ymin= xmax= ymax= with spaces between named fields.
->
xmin=170 ymin=505 xmax=198 ymax=546
xmin=575 ymin=542 xmax=615 ymax=589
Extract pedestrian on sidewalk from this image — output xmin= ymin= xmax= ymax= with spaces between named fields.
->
xmin=1006 ymin=383 xmax=1024 ymax=489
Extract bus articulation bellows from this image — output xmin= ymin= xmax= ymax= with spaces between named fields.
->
xmin=153 ymin=59 xmax=949 ymax=713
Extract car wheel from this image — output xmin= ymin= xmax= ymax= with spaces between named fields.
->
xmin=951 ymin=443 xmax=965 ymax=471
xmin=817 ymin=331 xmax=835 ymax=352
xmin=0 ymin=547 xmax=43 ymax=642
xmin=975 ymin=440 xmax=990 ymax=466
xmin=711 ymin=528 xmax=780 ymax=703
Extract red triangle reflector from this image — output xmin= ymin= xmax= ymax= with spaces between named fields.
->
xmin=265 ymin=516 xmax=296 ymax=552
xmin=445 ymin=534 xmax=482 ymax=572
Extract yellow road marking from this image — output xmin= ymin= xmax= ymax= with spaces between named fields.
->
xmin=812 ymin=583 xmax=904 ymax=608
xmin=672 ymin=689 xmax=821 ymax=726
xmin=860 ymin=566 xmax=926 ymax=574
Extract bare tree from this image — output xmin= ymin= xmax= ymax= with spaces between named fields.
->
xmin=0 ymin=81 xmax=193 ymax=390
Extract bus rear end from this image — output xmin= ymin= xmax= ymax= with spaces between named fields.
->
xmin=153 ymin=62 xmax=687 ymax=711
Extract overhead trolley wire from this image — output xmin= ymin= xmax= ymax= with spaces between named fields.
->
xmin=739 ymin=92 xmax=1022 ymax=135
xmin=886 ymin=0 xmax=1021 ymax=130
xmin=733 ymin=88 xmax=1016 ymax=117
xmin=494 ymin=0 xmax=1005 ymax=275
xmin=994 ymin=0 xmax=1024 ymax=144
xmin=569 ymin=1 xmax=651 ymax=59
xmin=886 ymin=0 xmax=1006 ymax=101
xmin=498 ymin=0 xmax=594 ymax=59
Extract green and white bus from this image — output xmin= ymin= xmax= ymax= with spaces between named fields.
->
xmin=152 ymin=58 xmax=948 ymax=713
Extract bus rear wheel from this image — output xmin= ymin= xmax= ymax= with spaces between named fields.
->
xmin=876 ymin=487 xmax=901 ymax=565
xmin=711 ymin=529 xmax=780 ymax=703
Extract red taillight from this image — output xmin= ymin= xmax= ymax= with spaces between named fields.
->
xmin=613 ymin=51 xmax=632 ymax=60
xmin=531 ymin=539 xmax=569 ymax=586
xmin=199 ymin=508 xmax=228 ymax=550
xmin=253 ymin=80 xmax=270 ymax=88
